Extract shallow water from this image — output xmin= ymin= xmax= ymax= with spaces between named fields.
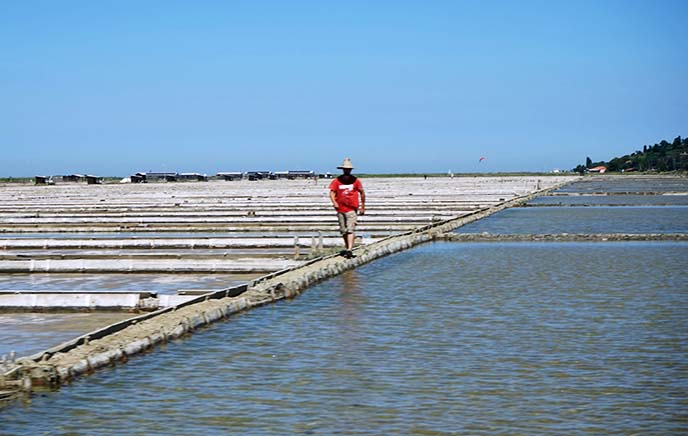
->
xmin=0 ymin=273 xmax=256 ymax=294
xmin=456 ymin=206 xmax=688 ymax=234
xmin=0 ymin=313 xmax=134 ymax=357
xmin=529 ymin=194 xmax=688 ymax=206
xmin=3 ymin=248 xmax=296 ymax=256
xmin=554 ymin=177 xmax=688 ymax=193
xmin=0 ymin=231 xmax=346 ymax=239
xmin=0 ymin=273 xmax=257 ymax=358
xmin=2 ymin=241 xmax=687 ymax=434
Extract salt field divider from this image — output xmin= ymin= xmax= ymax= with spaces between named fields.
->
xmin=0 ymin=180 xmax=573 ymax=398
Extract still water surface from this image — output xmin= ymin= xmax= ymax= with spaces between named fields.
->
xmin=0 ymin=313 xmax=134 ymax=357
xmin=529 ymin=194 xmax=688 ymax=206
xmin=0 ymin=231 xmax=387 ymax=239
xmin=0 ymin=273 xmax=254 ymax=294
xmin=0 ymin=273 xmax=257 ymax=357
xmin=3 ymin=242 xmax=687 ymax=434
xmin=456 ymin=206 xmax=688 ymax=234
xmin=554 ymin=177 xmax=688 ymax=193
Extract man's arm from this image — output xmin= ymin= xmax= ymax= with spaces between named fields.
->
xmin=329 ymin=190 xmax=339 ymax=210
xmin=359 ymin=188 xmax=365 ymax=215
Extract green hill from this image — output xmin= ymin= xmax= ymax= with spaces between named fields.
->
xmin=574 ymin=136 xmax=688 ymax=173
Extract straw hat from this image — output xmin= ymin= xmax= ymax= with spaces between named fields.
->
xmin=337 ymin=157 xmax=354 ymax=169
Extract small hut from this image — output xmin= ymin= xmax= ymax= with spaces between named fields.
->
xmin=217 ymin=172 xmax=244 ymax=181
xmin=288 ymin=170 xmax=315 ymax=179
xmin=62 ymin=174 xmax=85 ymax=182
xmin=178 ymin=172 xmax=209 ymax=182
xmin=246 ymin=171 xmax=271 ymax=181
xmin=138 ymin=172 xmax=178 ymax=182
xmin=130 ymin=173 xmax=146 ymax=183
xmin=85 ymin=175 xmax=103 ymax=185
xmin=588 ymin=166 xmax=607 ymax=174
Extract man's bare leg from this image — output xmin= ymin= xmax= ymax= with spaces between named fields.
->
xmin=346 ymin=233 xmax=355 ymax=251
xmin=340 ymin=233 xmax=355 ymax=257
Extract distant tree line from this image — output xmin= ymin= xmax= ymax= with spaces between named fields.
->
xmin=573 ymin=136 xmax=688 ymax=173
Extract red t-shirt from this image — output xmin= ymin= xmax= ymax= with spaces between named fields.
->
xmin=329 ymin=177 xmax=363 ymax=213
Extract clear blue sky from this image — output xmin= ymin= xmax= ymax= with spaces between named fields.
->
xmin=1 ymin=0 xmax=686 ymax=176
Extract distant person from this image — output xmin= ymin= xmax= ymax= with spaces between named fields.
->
xmin=329 ymin=157 xmax=365 ymax=258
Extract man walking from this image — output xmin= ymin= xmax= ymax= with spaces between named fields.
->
xmin=329 ymin=157 xmax=365 ymax=258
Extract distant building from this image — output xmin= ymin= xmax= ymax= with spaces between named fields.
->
xmin=274 ymin=170 xmax=315 ymax=180
xmin=288 ymin=170 xmax=315 ymax=179
xmin=130 ymin=173 xmax=146 ymax=183
xmin=133 ymin=172 xmax=178 ymax=182
xmin=216 ymin=172 xmax=244 ymax=181
xmin=61 ymin=174 xmax=85 ymax=182
xmin=34 ymin=176 xmax=53 ymax=185
xmin=588 ymin=166 xmax=607 ymax=173
xmin=85 ymin=175 xmax=103 ymax=185
xmin=178 ymin=172 xmax=208 ymax=182
xmin=246 ymin=171 xmax=271 ymax=181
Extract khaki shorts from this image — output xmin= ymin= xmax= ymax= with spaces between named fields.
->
xmin=337 ymin=211 xmax=358 ymax=235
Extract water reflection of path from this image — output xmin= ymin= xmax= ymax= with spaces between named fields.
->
xmin=334 ymin=270 xmax=367 ymax=344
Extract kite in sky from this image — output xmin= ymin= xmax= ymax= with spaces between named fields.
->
xmin=479 ymin=156 xmax=486 ymax=162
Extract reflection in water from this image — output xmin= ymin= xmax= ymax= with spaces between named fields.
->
xmin=337 ymin=269 xmax=365 ymax=319
xmin=333 ymin=270 xmax=367 ymax=358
